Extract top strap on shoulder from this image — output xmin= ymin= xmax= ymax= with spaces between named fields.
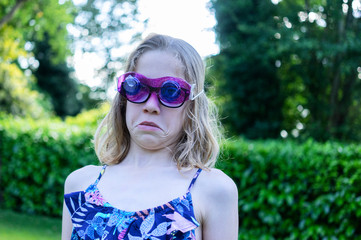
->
xmin=93 ymin=165 xmax=107 ymax=186
xmin=187 ymin=168 xmax=202 ymax=193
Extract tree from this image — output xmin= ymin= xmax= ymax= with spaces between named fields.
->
xmin=210 ymin=0 xmax=361 ymax=141
xmin=0 ymin=0 xmax=29 ymax=28
xmin=0 ymin=26 xmax=51 ymax=118
xmin=33 ymin=33 xmax=82 ymax=117
xmin=69 ymin=0 xmax=140 ymax=93
xmin=276 ymin=0 xmax=361 ymax=141
xmin=0 ymin=0 xmax=75 ymax=117
xmin=210 ymin=0 xmax=285 ymax=139
xmin=0 ymin=0 xmax=140 ymax=117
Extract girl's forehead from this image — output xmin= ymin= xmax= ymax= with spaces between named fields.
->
xmin=135 ymin=50 xmax=185 ymax=80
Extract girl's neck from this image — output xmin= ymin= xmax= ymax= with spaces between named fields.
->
xmin=120 ymin=141 xmax=177 ymax=169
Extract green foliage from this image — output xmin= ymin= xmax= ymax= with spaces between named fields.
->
xmin=2 ymin=107 xmax=361 ymax=239
xmin=217 ymin=138 xmax=361 ymax=239
xmin=209 ymin=0 xmax=284 ymax=139
xmin=33 ymin=33 xmax=83 ymax=118
xmin=210 ymin=0 xmax=361 ymax=141
xmin=0 ymin=0 xmax=75 ymax=118
xmin=0 ymin=0 xmax=140 ymax=117
xmin=1 ymin=0 xmax=75 ymax=63
xmin=64 ymin=102 xmax=110 ymax=128
xmin=0 ymin=26 xmax=52 ymax=118
xmin=276 ymin=0 xmax=361 ymax=141
xmin=71 ymin=0 xmax=141 ymax=92
xmin=0 ymin=108 xmax=107 ymax=216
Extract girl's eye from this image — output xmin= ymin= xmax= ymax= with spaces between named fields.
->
xmin=124 ymin=76 xmax=140 ymax=94
xmin=161 ymin=82 xmax=181 ymax=100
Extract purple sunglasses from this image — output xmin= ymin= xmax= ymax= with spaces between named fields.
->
xmin=117 ymin=72 xmax=203 ymax=108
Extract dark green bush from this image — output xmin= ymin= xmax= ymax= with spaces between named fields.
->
xmin=1 ymin=113 xmax=361 ymax=239
xmin=217 ymin=138 xmax=361 ymax=239
xmin=0 ymin=115 xmax=99 ymax=217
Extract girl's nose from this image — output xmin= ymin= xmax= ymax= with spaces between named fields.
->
xmin=142 ymin=92 xmax=160 ymax=114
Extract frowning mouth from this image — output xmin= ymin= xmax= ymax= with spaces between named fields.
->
xmin=139 ymin=121 xmax=161 ymax=129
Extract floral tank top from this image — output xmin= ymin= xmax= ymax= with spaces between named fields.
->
xmin=64 ymin=165 xmax=202 ymax=240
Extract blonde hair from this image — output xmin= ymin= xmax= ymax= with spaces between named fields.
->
xmin=94 ymin=34 xmax=221 ymax=169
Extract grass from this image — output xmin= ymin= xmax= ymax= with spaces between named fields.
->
xmin=0 ymin=209 xmax=61 ymax=240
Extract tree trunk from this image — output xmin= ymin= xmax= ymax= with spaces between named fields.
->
xmin=328 ymin=0 xmax=353 ymax=135
xmin=0 ymin=0 xmax=29 ymax=29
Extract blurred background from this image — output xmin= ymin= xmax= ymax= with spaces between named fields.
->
xmin=1 ymin=0 xmax=361 ymax=239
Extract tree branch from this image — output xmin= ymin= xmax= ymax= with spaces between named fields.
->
xmin=0 ymin=0 xmax=29 ymax=29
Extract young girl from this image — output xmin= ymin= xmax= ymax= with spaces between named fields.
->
xmin=62 ymin=34 xmax=238 ymax=240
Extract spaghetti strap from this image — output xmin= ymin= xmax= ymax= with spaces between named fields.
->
xmin=187 ymin=168 xmax=202 ymax=193
xmin=93 ymin=165 xmax=107 ymax=186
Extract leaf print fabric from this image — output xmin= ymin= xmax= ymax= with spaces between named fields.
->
xmin=85 ymin=190 xmax=105 ymax=206
xmin=64 ymin=166 xmax=202 ymax=240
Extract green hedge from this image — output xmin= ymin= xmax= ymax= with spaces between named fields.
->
xmin=1 ymin=113 xmax=361 ymax=239
xmin=0 ymin=105 xmax=109 ymax=216
xmin=217 ymin=139 xmax=361 ymax=239
xmin=0 ymin=115 xmax=100 ymax=217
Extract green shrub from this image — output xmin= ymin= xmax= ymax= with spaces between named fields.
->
xmin=64 ymin=102 xmax=109 ymax=128
xmin=0 ymin=112 xmax=104 ymax=216
xmin=217 ymin=138 xmax=361 ymax=239
xmin=2 ymin=110 xmax=361 ymax=239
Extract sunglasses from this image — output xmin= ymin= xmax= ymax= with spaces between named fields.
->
xmin=117 ymin=72 xmax=203 ymax=108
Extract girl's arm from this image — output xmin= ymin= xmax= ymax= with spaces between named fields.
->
xmin=61 ymin=165 xmax=101 ymax=240
xmin=61 ymin=200 xmax=73 ymax=240
xmin=197 ymin=169 xmax=239 ymax=240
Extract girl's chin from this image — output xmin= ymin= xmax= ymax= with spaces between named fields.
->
xmin=132 ymin=137 xmax=166 ymax=150
xmin=131 ymin=138 xmax=178 ymax=152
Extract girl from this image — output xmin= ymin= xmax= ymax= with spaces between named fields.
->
xmin=62 ymin=34 xmax=238 ymax=240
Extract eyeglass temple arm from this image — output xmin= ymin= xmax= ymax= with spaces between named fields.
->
xmin=190 ymin=84 xmax=204 ymax=100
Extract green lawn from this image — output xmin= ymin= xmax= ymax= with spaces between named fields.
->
xmin=0 ymin=209 xmax=61 ymax=240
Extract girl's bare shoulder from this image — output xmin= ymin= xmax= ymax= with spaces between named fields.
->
xmin=195 ymin=168 xmax=238 ymax=203
xmin=64 ymin=165 xmax=103 ymax=194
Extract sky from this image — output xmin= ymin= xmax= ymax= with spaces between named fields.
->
xmin=137 ymin=0 xmax=219 ymax=58
xmin=73 ymin=0 xmax=219 ymax=87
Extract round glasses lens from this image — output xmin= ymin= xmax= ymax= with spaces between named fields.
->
xmin=161 ymin=81 xmax=181 ymax=101
xmin=123 ymin=75 xmax=140 ymax=95
xmin=123 ymin=76 xmax=149 ymax=103
xmin=160 ymin=81 xmax=184 ymax=107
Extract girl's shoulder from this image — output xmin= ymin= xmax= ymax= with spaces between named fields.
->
xmin=197 ymin=168 xmax=238 ymax=198
xmin=192 ymin=168 xmax=239 ymax=232
xmin=64 ymin=165 xmax=103 ymax=194
xmin=192 ymin=168 xmax=238 ymax=215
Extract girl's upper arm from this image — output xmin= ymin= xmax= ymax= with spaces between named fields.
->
xmin=61 ymin=172 xmax=76 ymax=240
xmin=61 ymin=165 xmax=99 ymax=240
xmin=200 ymin=169 xmax=239 ymax=240
xmin=61 ymin=200 xmax=73 ymax=240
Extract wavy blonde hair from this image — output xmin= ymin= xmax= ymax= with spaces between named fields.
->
xmin=94 ymin=34 xmax=221 ymax=169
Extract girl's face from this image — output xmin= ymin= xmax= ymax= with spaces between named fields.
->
xmin=125 ymin=50 xmax=187 ymax=151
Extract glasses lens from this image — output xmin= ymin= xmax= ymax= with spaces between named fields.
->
xmin=123 ymin=75 xmax=149 ymax=103
xmin=119 ymin=73 xmax=191 ymax=108
xmin=160 ymin=81 xmax=185 ymax=107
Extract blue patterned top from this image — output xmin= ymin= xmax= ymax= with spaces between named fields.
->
xmin=64 ymin=165 xmax=202 ymax=240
